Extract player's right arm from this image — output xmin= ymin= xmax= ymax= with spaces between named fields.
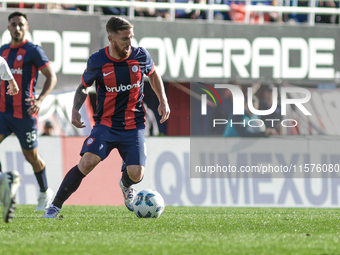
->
xmin=0 ymin=56 xmax=19 ymax=95
xmin=72 ymin=83 xmax=89 ymax=128
xmin=6 ymin=79 xmax=19 ymax=96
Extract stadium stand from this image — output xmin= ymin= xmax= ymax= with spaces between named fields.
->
xmin=1 ymin=0 xmax=339 ymax=25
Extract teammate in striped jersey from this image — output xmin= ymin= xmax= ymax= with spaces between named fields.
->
xmin=43 ymin=16 xmax=170 ymax=218
xmin=0 ymin=12 xmax=57 ymax=211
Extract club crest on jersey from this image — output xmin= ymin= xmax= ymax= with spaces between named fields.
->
xmin=86 ymin=137 xmax=95 ymax=146
xmin=131 ymin=65 xmax=138 ymax=73
xmin=16 ymin=55 xmax=23 ymax=61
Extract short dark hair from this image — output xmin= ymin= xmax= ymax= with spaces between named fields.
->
xmin=106 ymin=16 xmax=133 ymax=34
xmin=8 ymin=12 xmax=28 ymax=22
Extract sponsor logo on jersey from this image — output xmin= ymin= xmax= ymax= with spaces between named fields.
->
xmin=17 ymin=55 xmax=23 ymax=61
xmin=105 ymin=81 xmax=141 ymax=93
xmin=11 ymin=68 xmax=23 ymax=75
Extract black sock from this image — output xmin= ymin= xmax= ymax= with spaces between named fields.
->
xmin=0 ymin=161 xmax=2 ymax=173
xmin=34 ymin=168 xmax=48 ymax=192
xmin=52 ymin=165 xmax=85 ymax=209
xmin=121 ymin=168 xmax=143 ymax=187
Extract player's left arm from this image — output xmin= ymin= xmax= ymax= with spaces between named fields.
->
xmin=148 ymin=69 xmax=170 ymax=124
xmin=26 ymin=65 xmax=57 ymax=116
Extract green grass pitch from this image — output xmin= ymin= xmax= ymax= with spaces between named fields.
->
xmin=0 ymin=205 xmax=339 ymax=255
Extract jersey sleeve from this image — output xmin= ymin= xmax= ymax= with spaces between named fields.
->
xmin=82 ymin=57 xmax=96 ymax=87
xmin=32 ymin=46 xmax=50 ymax=70
xmin=0 ymin=57 xmax=14 ymax=81
xmin=143 ymin=48 xmax=155 ymax=76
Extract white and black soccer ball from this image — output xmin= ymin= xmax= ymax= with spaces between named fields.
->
xmin=133 ymin=189 xmax=165 ymax=218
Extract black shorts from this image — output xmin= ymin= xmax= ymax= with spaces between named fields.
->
xmin=80 ymin=124 xmax=147 ymax=167
xmin=0 ymin=112 xmax=38 ymax=150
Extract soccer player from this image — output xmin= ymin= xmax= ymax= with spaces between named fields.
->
xmin=43 ymin=16 xmax=170 ymax=218
xmin=0 ymin=56 xmax=22 ymax=223
xmin=0 ymin=12 xmax=57 ymax=211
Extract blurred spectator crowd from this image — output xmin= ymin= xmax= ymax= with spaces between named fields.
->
xmin=3 ymin=0 xmax=339 ymax=24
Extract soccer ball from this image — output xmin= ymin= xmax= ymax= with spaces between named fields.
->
xmin=133 ymin=189 xmax=165 ymax=218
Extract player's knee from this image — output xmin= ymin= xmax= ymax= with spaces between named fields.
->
xmin=23 ymin=153 xmax=37 ymax=164
xmin=127 ymin=165 xmax=144 ymax=182
xmin=79 ymin=154 xmax=100 ymax=174
xmin=79 ymin=159 xmax=96 ymax=173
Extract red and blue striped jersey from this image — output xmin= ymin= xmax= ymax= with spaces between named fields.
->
xmin=0 ymin=40 xmax=50 ymax=119
xmin=82 ymin=46 xmax=155 ymax=130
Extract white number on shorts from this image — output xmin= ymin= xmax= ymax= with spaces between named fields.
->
xmin=26 ymin=130 xmax=37 ymax=143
